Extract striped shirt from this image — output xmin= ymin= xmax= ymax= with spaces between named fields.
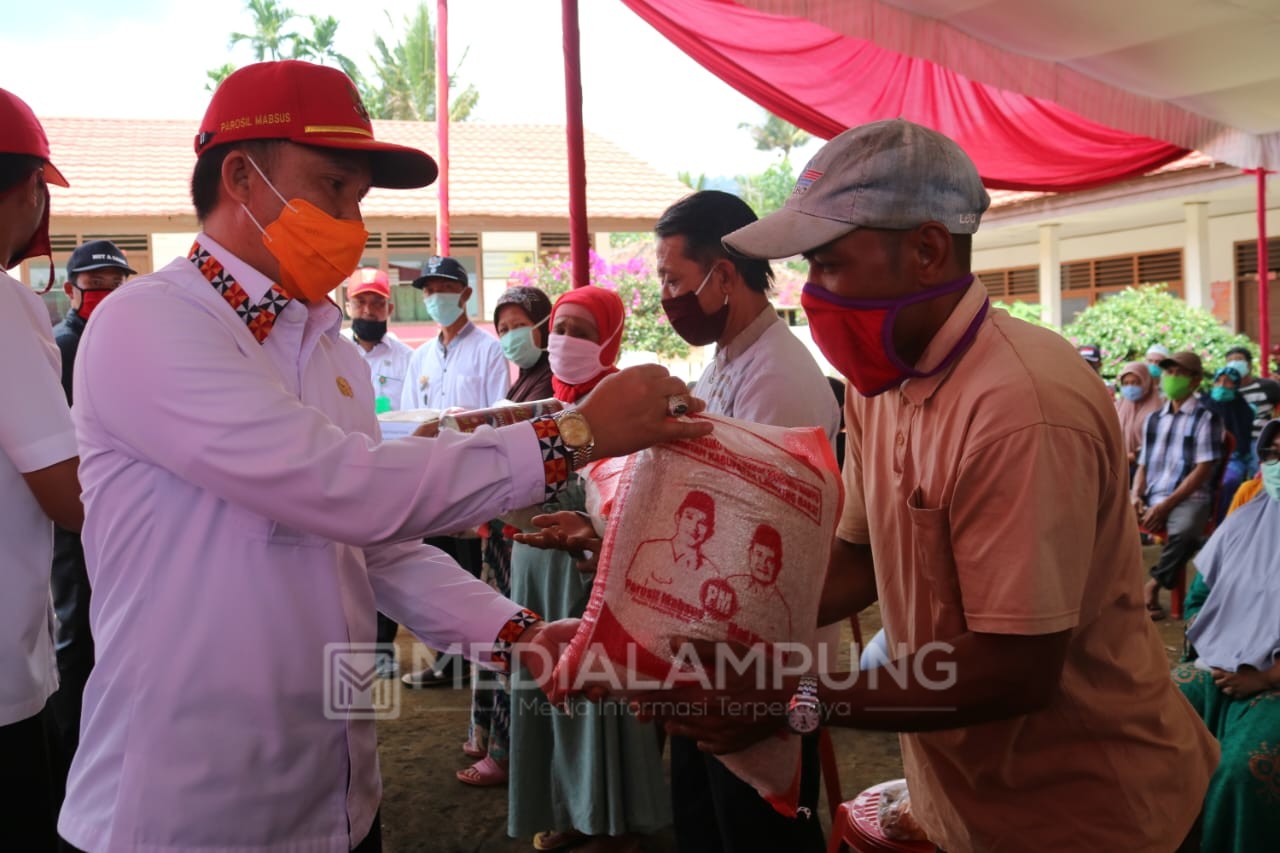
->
xmin=1138 ymin=395 xmax=1223 ymax=502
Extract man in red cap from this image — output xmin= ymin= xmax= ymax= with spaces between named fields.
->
xmin=341 ymin=266 xmax=414 ymax=680
xmin=57 ymin=60 xmax=708 ymax=853
xmin=0 ymin=87 xmax=83 ymax=851
xmin=342 ymin=267 xmax=412 ymax=416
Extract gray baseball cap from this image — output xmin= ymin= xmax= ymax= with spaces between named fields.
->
xmin=724 ymin=118 xmax=991 ymax=259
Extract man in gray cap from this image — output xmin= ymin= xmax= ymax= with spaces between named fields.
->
xmin=643 ymin=119 xmax=1217 ymax=852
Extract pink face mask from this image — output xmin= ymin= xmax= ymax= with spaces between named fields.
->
xmin=801 ymin=273 xmax=984 ymax=397
xmin=547 ymin=322 xmax=622 ymax=385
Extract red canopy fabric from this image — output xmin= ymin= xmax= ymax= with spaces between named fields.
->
xmin=620 ymin=0 xmax=1188 ymax=192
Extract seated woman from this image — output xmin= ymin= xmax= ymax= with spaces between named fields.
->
xmin=1203 ymin=366 xmax=1256 ymax=521
xmin=1114 ymin=360 xmax=1163 ymax=480
xmin=1173 ymin=418 xmax=1280 ymax=853
xmin=507 ymin=286 xmax=670 ymax=853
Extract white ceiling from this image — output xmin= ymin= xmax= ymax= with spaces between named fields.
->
xmin=742 ymin=0 xmax=1280 ymax=166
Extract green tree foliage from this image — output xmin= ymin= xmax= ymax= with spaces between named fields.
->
xmin=1062 ymin=285 xmax=1257 ymax=382
xmin=213 ymin=1 xmax=360 ymax=92
xmin=228 ymin=0 xmax=303 ymax=60
xmin=735 ymin=159 xmax=795 ymax=218
xmin=738 ymin=113 xmax=811 ymax=159
xmin=363 ymin=4 xmax=479 ymax=121
xmin=507 ymin=251 xmax=689 ymax=359
xmin=992 ymin=300 xmax=1054 ymax=329
xmin=677 ymin=171 xmax=707 ymax=191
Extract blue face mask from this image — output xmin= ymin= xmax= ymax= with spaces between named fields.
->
xmin=1210 ymin=386 xmax=1237 ymax=403
xmin=1226 ymin=360 xmax=1250 ymax=381
xmin=499 ymin=317 xmax=548 ymax=370
xmin=1262 ymin=460 xmax=1280 ymax=502
xmin=1147 ymin=363 xmax=1162 ymax=378
xmin=425 ymin=292 xmax=465 ymax=327
xmin=1120 ymin=385 xmax=1145 ymax=402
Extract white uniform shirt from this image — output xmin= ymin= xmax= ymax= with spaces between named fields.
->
xmin=400 ymin=321 xmax=509 ymax=411
xmin=60 ymin=235 xmax=548 ymax=853
xmin=696 ymin=306 xmax=840 ymax=442
xmin=0 ymin=271 xmax=78 ymax=727
xmin=340 ymin=328 xmax=413 ymax=411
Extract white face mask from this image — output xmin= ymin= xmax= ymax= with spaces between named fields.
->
xmin=547 ymin=323 xmax=622 ymax=385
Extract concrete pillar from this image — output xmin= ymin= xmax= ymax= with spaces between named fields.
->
xmin=1183 ymin=202 xmax=1211 ymax=311
xmin=1038 ymin=224 xmax=1062 ymax=327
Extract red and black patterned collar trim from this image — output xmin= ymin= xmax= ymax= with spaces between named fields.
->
xmin=188 ymin=241 xmax=292 ymax=345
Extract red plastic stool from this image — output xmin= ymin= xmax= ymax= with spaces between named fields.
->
xmin=827 ymin=780 xmax=934 ymax=853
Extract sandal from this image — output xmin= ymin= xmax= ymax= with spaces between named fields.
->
xmin=456 ymin=755 xmax=508 ymax=787
xmin=461 ymin=738 xmax=485 ymax=759
xmin=532 ymin=830 xmax=588 ymax=851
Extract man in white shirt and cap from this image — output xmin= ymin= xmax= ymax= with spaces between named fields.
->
xmin=0 ymin=87 xmax=83 ymax=852
xmin=57 ymin=60 xmax=708 ymax=853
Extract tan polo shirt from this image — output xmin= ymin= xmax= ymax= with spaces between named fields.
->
xmin=838 ymin=279 xmax=1218 ymax=852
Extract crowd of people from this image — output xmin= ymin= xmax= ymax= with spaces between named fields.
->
xmin=2 ymin=57 xmax=1277 ymax=853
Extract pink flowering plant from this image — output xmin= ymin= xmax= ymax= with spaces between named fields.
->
xmin=507 ymin=251 xmax=690 ymax=359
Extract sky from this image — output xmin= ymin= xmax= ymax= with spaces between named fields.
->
xmin=1 ymin=0 xmax=823 ymax=181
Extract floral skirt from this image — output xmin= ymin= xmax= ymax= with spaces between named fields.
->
xmin=1173 ymin=663 xmax=1280 ymax=853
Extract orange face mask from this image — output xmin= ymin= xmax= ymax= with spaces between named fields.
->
xmin=243 ymin=156 xmax=368 ymax=303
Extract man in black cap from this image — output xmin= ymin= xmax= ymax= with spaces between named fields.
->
xmin=47 ymin=240 xmax=133 ymax=803
xmin=399 ymin=255 xmax=510 ymax=687
xmin=52 ymin=240 xmax=135 ymax=403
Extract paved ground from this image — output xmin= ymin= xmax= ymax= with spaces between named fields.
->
xmin=375 ymin=546 xmax=1189 ymax=852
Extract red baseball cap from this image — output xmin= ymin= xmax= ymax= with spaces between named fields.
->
xmin=348 ymin=267 xmax=391 ymax=298
xmin=195 ymin=60 xmax=437 ymax=189
xmin=0 ymin=88 xmax=69 ymax=187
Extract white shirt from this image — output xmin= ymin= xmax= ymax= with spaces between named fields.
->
xmin=60 ymin=235 xmax=548 ymax=852
xmin=0 ymin=271 xmax=78 ymax=727
xmin=400 ymin=321 xmax=509 ymax=411
xmin=696 ymin=306 xmax=840 ymax=443
xmin=340 ymin=328 xmax=413 ymax=411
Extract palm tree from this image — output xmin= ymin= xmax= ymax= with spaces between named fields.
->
xmin=738 ymin=113 xmax=811 ymax=159
xmin=677 ymin=171 xmax=708 ymax=191
xmin=206 ymin=62 xmax=237 ymax=93
xmin=292 ymin=14 xmax=360 ymax=81
xmin=228 ymin=0 xmax=302 ymax=61
xmin=363 ymin=3 xmax=479 ymax=121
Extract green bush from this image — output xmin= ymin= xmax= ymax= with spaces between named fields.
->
xmin=506 ymin=251 xmax=690 ymax=359
xmin=992 ymin=300 xmax=1053 ymax=329
xmin=1062 ymin=285 xmax=1257 ymax=382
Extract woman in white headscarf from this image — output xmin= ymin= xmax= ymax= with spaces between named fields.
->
xmin=1173 ymin=418 xmax=1280 ymax=853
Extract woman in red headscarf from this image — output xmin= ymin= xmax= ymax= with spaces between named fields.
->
xmin=508 ymin=287 xmax=670 ymax=850
xmin=546 ymin=285 xmax=625 ymax=403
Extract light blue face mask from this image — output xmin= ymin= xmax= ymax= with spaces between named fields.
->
xmin=1226 ymin=360 xmax=1250 ymax=381
xmin=1147 ymin=363 xmax=1162 ymax=378
xmin=1210 ymin=386 xmax=1237 ymax=403
xmin=500 ymin=317 xmax=549 ymax=370
xmin=1262 ymin=460 xmax=1280 ymax=502
xmin=1120 ymin=385 xmax=1145 ymax=402
xmin=425 ymin=292 xmax=465 ymax=327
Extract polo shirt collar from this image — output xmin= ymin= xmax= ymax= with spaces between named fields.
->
xmin=717 ymin=304 xmax=778 ymax=364
xmin=900 ymin=276 xmax=990 ymax=406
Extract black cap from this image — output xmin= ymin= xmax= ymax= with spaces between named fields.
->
xmin=67 ymin=240 xmax=136 ymax=277
xmin=411 ymin=255 xmax=468 ymax=289
xmin=1077 ymin=344 xmax=1101 ymax=364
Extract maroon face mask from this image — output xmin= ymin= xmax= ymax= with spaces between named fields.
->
xmin=4 ymin=178 xmax=55 ymax=291
xmin=661 ymin=265 xmax=729 ymax=346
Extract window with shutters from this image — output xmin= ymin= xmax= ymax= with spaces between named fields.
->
xmin=1057 ymin=249 xmax=1183 ymax=322
xmin=1232 ymin=238 xmax=1280 ymax=342
xmin=973 ymin=264 xmax=1039 ymax=303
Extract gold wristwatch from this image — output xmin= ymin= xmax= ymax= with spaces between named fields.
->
xmin=555 ymin=409 xmax=596 ymax=472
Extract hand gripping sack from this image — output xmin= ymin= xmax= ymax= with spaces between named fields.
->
xmin=556 ymin=414 xmax=842 ymax=815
